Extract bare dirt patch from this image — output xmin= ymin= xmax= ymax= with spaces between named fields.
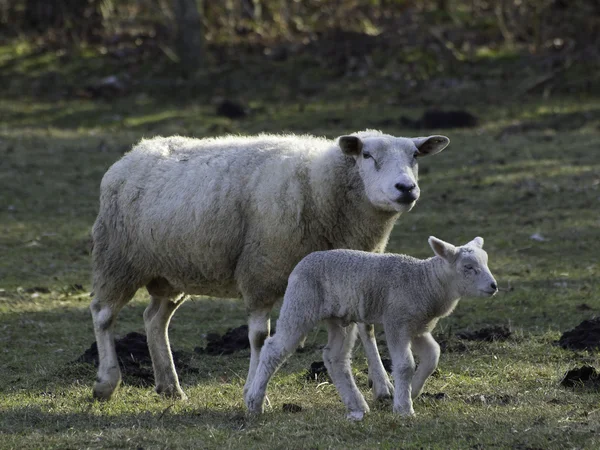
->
xmin=456 ymin=325 xmax=512 ymax=342
xmin=77 ymin=332 xmax=198 ymax=387
xmin=560 ymin=365 xmax=600 ymax=388
xmin=555 ymin=318 xmax=600 ymax=351
xmin=195 ymin=325 xmax=251 ymax=356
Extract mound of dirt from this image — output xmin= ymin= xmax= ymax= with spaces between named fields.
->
xmin=77 ymin=332 xmax=198 ymax=387
xmin=555 ymin=318 xmax=600 ymax=351
xmin=195 ymin=325 xmax=250 ymax=355
xmin=400 ymin=109 xmax=479 ymax=129
xmin=436 ymin=336 xmax=468 ymax=353
xmin=282 ymin=403 xmax=302 ymax=413
xmin=305 ymin=361 xmax=330 ymax=382
xmin=560 ymin=365 xmax=600 ymax=388
xmin=457 ymin=325 xmax=511 ymax=342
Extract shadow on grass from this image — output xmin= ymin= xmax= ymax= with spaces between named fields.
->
xmin=0 ymin=404 xmax=249 ymax=435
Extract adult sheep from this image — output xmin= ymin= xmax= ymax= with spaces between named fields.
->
xmin=90 ymin=130 xmax=450 ymax=401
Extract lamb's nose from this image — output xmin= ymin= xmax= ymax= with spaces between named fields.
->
xmin=490 ymin=282 xmax=497 ymax=290
xmin=395 ymin=182 xmax=416 ymax=193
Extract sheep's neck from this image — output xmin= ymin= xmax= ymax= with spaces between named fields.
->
xmin=311 ymin=148 xmax=400 ymax=252
xmin=420 ymin=256 xmax=461 ymax=318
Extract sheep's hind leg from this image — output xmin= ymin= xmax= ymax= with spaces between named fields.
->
xmin=243 ymin=307 xmax=272 ymax=398
xmin=90 ymin=284 xmax=137 ymax=401
xmin=410 ymin=333 xmax=440 ymax=400
xmin=144 ymin=278 xmax=187 ymax=399
xmin=385 ymin=324 xmax=415 ymax=416
xmin=358 ymin=323 xmax=394 ymax=400
xmin=323 ymin=321 xmax=369 ymax=421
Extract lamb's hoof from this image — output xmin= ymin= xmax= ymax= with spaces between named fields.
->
xmin=346 ymin=410 xmax=365 ymax=421
xmin=245 ymin=395 xmax=265 ymax=414
xmin=372 ymin=379 xmax=395 ymax=400
xmin=156 ymin=385 xmax=188 ymax=400
xmin=393 ymin=406 xmax=415 ymax=417
xmin=374 ymin=392 xmax=393 ymax=402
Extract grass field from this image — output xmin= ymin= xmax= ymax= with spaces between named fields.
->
xmin=1 ymin=41 xmax=600 ymax=449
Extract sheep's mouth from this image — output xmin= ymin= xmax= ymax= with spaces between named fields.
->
xmin=395 ymin=193 xmax=418 ymax=205
xmin=480 ymin=289 xmax=497 ymax=296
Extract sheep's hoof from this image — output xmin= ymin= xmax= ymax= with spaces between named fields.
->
xmin=92 ymin=378 xmax=121 ymax=401
xmin=156 ymin=385 xmax=188 ymax=400
xmin=346 ymin=410 xmax=365 ymax=421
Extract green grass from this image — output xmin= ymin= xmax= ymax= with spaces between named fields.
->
xmin=1 ymin=40 xmax=600 ymax=449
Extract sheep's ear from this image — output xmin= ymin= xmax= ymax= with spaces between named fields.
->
xmin=468 ymin=236 xmax=484 ymax=248
xmin=412 ymin=135 xmax=450 ymax=157
xmin=429 ymin=236 xmax=457 ymax=261
xmin=338 ymin=135 xmax=363 ymax=156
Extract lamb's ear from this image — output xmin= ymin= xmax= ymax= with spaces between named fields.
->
xmin=338 ymin=135 xmax=363 ymax=156
xmin=468 ymin=236 xmax=484 ymax=248
xmin=429 ymin=236 xmax=458 ymax=261
xmin=412 ymin=135 xmax=450 ymax=157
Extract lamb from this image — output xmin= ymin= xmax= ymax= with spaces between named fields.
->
xmin=245 ymin=236 xmax=498 ymax=420
xmin=89 ymin=130 xmax=450 ymax=402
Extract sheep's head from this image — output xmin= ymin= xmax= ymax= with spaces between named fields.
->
xmin=338 ymin=131 xmax=449 ymax=213
xmin=428 ymin=236 xmax=498 ymax=298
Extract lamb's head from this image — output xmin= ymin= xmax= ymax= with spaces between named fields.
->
xmin=338 ymin=131 xmax=449 ymax=213
xmin=428 ymin=236 xmax=498 ymax=298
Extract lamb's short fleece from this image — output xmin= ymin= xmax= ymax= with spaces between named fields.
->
xmin=245 ymin=236 xmax=497 ymax=420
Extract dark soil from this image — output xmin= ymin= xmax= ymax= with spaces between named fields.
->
xmin=400 ymin=109 xmax=479 ymax=129
xmin=77 ymin=332 xmax=198 ymax=387
xmin=456 ymin=325 xmax=511 ymax=342
xmin=381 ymin=358 xmax=392 ymax=373
xmin=560 ymin=365 xmax=600 ymax=388
xmin=420 ymin=392 xmax=448 ymax=401
xmin=305 ymin=361 xmax=330 ymax=382
xmin=555 ymin=318 xmax=600 ymax=351
xmin=196 ymin=325 xmax=251 ymax=355
xmin=282 ymin=403 xmax=302 ymax=413
xmin=436 ymin=336 xmax=468 ymax=353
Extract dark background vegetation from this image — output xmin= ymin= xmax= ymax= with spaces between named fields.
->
xmin=2 ymin=0 xmax=599 ymax=105
xmin=1 ymin=1 xmax=600 ymax=449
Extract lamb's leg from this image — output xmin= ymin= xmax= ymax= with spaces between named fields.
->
xmin=323 ymin=321 xmax=369 ymax=421
xmin=358 ymin=323 xmax=394 ymax=400
xmin=90 ymin=285 xmax=136 ymax=401
xmin=144 ymin=281 xmax=187 ymax=399
xmin=384 ymin=324 xmax=415 ymax=416
xmin=410 ymin=333 xmax=440 ymax=399
xmin=245 ymin=329 xmax=305 ymax=413
xmin=243 ymin=308 xmax=271 ymax=397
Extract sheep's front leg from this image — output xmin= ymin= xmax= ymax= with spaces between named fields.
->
xmin=385 ymin=324 xmax=415 ymax=416
xmin=324 ymin=321 xmax=369 ymax=420
xmin=410 ymin=333 xmax=440 ymax=399
xmin=243 ymin=308 xmax=271 ymax=398
xmin=245 ymin=329 xmax=304 ymax=413
xmin=358 ymin=323 xmax=394 ymax=400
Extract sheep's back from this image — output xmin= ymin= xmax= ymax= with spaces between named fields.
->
xmin=94 ymin=134 xmax=332 ymax=295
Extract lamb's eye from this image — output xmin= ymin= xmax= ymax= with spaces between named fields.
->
xmin=464 ymin=265 xmax=474 ymax=271
xmin=363 ymin=152 xmax=372 ymax=159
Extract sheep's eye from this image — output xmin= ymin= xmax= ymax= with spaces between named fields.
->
xmin=363 ymin=152 xmax=372 ymax=159
xmin=413 ymin=151 xmax=419 ymax=159
xmin=464 ymin=265 xmax=474 ymax=270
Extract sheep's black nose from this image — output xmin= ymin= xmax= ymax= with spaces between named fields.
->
xmin=395 ymin=183 xmax=415 ymax=193
xmin=491 ymin=282 xmax=497 ymax=290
